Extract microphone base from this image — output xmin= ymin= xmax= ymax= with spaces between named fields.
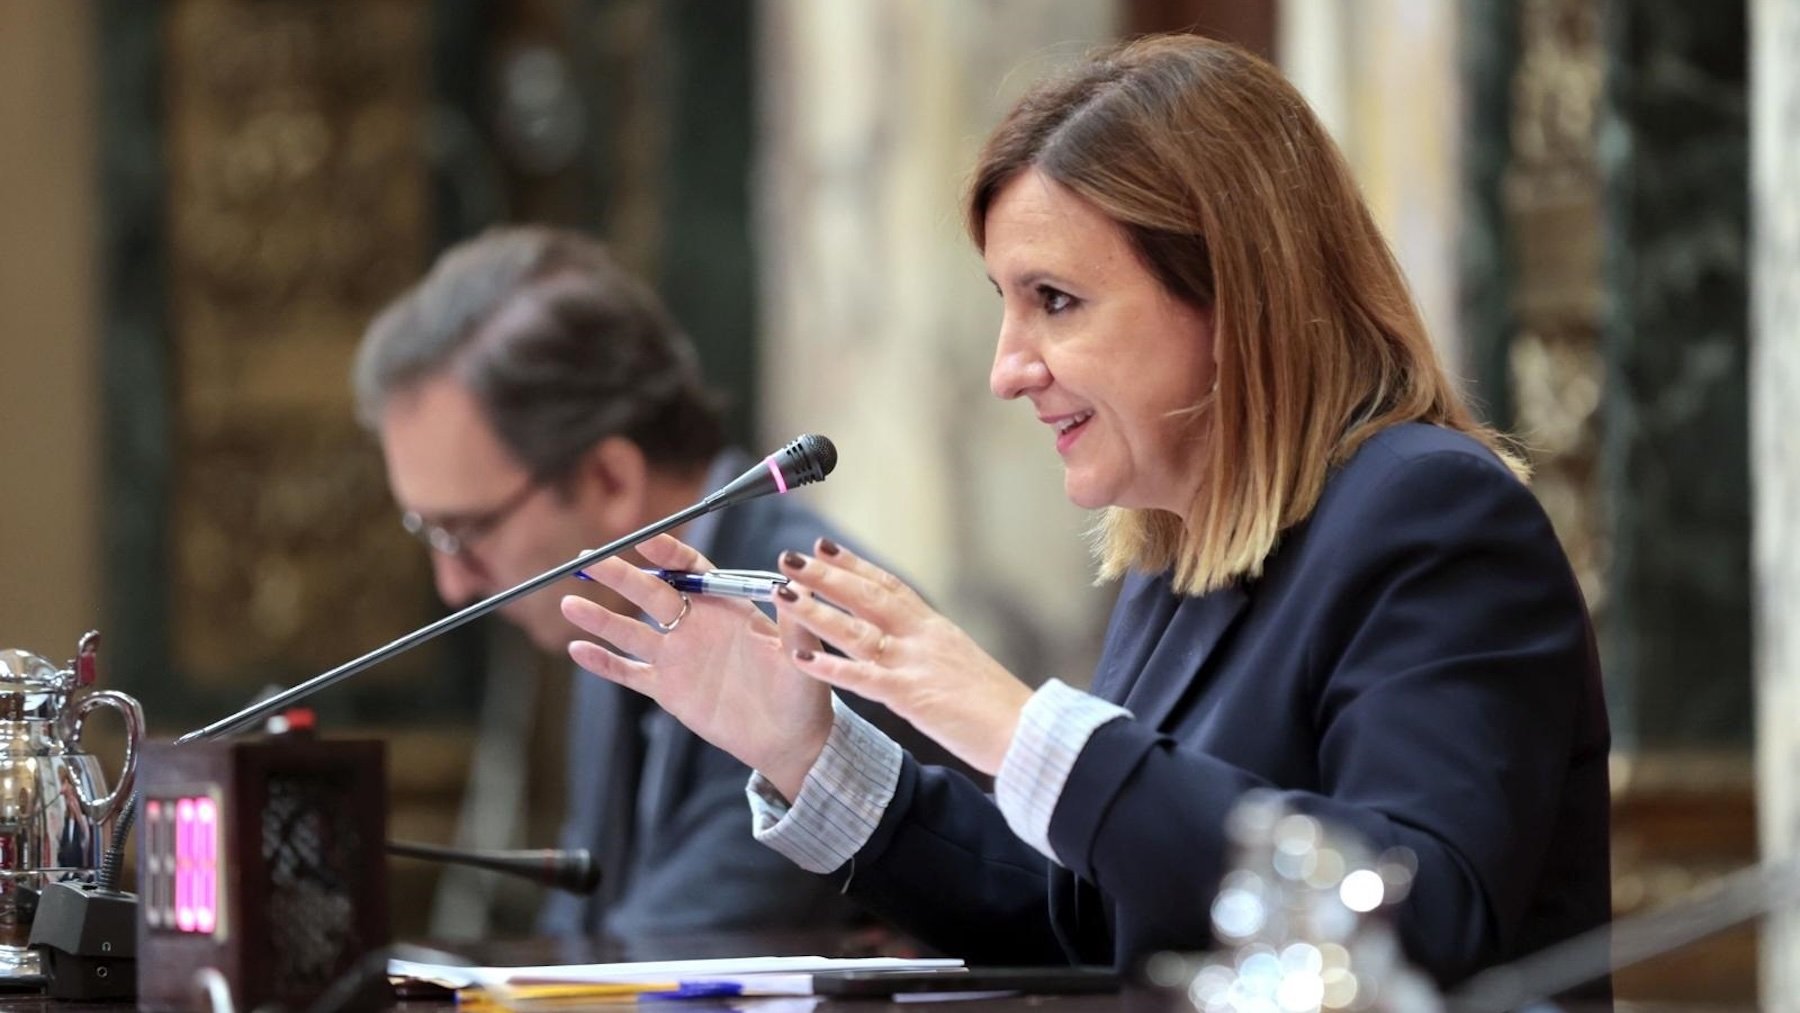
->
xmin=28 ymin=881 xmax=138 ymax=1001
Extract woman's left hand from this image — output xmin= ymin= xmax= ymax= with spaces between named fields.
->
xmin=774 ymin=539 xmax=1035 ymax=775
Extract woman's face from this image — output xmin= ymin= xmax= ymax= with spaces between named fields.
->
xmin=985 ymin=169 xmax=1217 ymax=514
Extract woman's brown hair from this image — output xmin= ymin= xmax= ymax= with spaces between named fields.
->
xmin=966 ymin=34 xmax=1524 ymax=595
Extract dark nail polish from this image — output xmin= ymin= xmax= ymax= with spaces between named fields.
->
xmin=775 ymin=585 xmax=799 ymax=603
xmin=794 ymin=649 xmax=816 ymax=662
xmin=781 ymin=550 xmax=806 ymax=570
xmin=818 ymin=538 xmax=841 ymax=557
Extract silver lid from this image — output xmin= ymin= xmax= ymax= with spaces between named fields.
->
xmin=0 ymin=649 xmax=66 ymax=691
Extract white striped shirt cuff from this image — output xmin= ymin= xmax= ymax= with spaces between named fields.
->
xmin=747 ymin=694 xmax=903 ymax=874
xmin=994 ymin=678 xmax=1131 ymax=865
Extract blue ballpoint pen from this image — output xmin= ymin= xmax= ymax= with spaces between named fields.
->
xmin=639 ymin=981 xmax=749 ymax=1001
xmin=574 ymin=566 xmax=790 ymax=602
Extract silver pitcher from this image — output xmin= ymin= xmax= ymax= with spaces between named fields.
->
xmin=0 ymin=631 xmax=143 ymax=981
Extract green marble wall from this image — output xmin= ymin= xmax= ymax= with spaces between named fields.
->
xmin=1601 ymin=0 xmax=1751 ymax=747
xmin=97 ymin=0 xmax=174 ymax=714
xmin=1458 ymin=0 xmax=1517 ymax=429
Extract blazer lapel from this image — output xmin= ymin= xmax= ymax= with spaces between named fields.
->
xmin=562 ymin=674 xmax=617 ymax=847
xmin=585 ymin=680 xmax=647 ymax=914
xmin=1089 ymin=573 xmax=1180 ymax=704
xmin=1116 ymin=581 xmax=1250 ymax=732
xmin=632 ymin=711 xmax=684 ymax=851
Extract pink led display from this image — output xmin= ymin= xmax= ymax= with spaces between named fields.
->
xmin=195 ymin=798 xmax=217 ymax=934
xmin=162 ymin=794 xmax=220 ymax=935
xmin=175 ymin=799 xmax=193 ymax=931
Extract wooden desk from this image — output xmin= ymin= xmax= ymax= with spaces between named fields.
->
xmin=0 ymin=932 xmax=1176 ymax=1013
xmin=391 ymin=934 xmax=1174 ymax=1013
xmin=0 ymin=931 xmax=1760 ymax=1012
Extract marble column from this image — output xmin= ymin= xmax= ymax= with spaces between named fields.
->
xmin=755 ymin=1 xmax=1120 ymax=686
xmin=1284 ymin=0 xmax=1465 ymax=365
xmin=1754 ymin=0 xmax=1800 ymax=997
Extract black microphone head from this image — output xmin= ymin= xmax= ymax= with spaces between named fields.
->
xmin=701 ymin=434 xmax=839 ymax=512
xmin=777 ymin=433 xmax=837 ymax=488
xmin=559 ymin=849 xmax=603 ymax=895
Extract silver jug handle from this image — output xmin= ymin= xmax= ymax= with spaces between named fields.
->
xmin=70 ymin=689 xmax=145 ymax=826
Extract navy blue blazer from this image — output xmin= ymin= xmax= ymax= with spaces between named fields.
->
xmin=838 ymin=424 xmax=1611 ymax=987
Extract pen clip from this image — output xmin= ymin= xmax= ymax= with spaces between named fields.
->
xmin=706 ymin=569 xmax=788 ymax=583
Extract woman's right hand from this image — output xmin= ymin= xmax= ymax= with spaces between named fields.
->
xmin=561 ymin=534 xmax=834 ymax=800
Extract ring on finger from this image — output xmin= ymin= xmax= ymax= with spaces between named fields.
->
xmin=872 ymin=631 xmax=891 ymax=663
xmin=657 ymin=592 xmax=691 ymax=633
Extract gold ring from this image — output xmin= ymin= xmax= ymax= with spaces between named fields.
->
xmin=659 ymin=592 xmax=691 ymax=633
xmin=873 ymin=632 xmax=891 ymax=662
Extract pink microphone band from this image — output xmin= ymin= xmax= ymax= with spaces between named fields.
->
xmin=764 ymin=456 xmax=789 ymax=494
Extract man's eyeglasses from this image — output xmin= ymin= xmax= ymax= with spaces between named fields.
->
xmin=400 ymin=476 xmax=544 ymax=557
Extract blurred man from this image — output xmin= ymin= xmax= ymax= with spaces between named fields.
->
xmin=353 ymin=226 xmax=884 ymax=936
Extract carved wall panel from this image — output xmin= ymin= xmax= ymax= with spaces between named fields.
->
xmin=161 ymin=0 xmax=434 ymax=690
xmin=1506 ymin=0 xmax=1608 ymax=628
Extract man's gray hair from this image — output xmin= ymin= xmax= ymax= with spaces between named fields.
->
xmin=353 ymin=226 xmax=726 ymax=479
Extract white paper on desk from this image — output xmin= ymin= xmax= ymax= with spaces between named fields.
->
xmin=387 ymin=955 xmax=964 ymax=994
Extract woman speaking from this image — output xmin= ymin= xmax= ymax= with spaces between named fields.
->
xmin=560 ymin=34 xmax=1610 ymax=988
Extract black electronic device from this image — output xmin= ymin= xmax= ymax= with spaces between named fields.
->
xmin=27 ymin=881 xmax=137 ymax=1000
xmin=809 ymin=966 xmax=1120 ymax=997
xmin=134 ymin=735 xmax=388 ymax=1012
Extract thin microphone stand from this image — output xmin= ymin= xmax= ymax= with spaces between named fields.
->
xmin=176 ymin=499 xmax=714 ymax=744
xmin=1448 ymin=856 xmax=1800 ymax=1011
xmin=169 ymin=431 xmax=833 ymax=745
xmin=385 ymin=840 xmax=602 ymax=895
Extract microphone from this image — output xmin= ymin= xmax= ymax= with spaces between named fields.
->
xmin=701 ymin=434 xmax=838 ymax=511
xmin=175 ymin=434 xmax=839 ymax=743
xmin=385 ymin=841 xmax=602 ymax=895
